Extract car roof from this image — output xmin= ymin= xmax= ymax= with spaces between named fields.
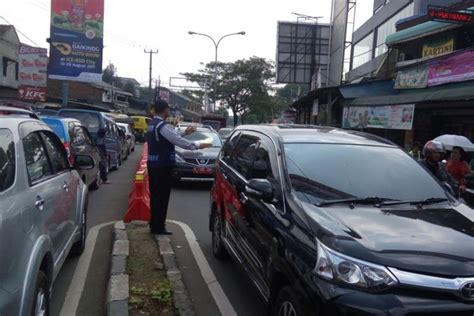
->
xmin=1 ymin=117 xmax=53 ymax=136
xmin=0 ymin=105 xmax=39 ymax=119
xmin=233 ymin=124 xmax=396 ymax=147
xmin=41 ymin=116 xmax=81 ymax=124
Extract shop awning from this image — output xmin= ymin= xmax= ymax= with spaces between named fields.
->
xmin=339 ymin=80 xmax=396 ymax=98
xmin=344 ymin=81 xmax=474 ymax=106
xmin=386 ymin=21 xmax=458 ymax=46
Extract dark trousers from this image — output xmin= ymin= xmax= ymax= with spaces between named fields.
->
xmin=148 ymin=166 xmax=173 ymax=232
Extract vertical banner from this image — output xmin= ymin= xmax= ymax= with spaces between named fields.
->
xmin=48 ymin=0 xmax=104 ymax=82
xmin=18 ymin=44 xmax=48 ymax=101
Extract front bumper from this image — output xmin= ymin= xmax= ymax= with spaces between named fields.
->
xmin=172 ymin=164 xmax=215 ymax=182
xmin=313 ymin=277 xmax=474 ymax=315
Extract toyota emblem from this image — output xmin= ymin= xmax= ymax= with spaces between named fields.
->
xmin=462 ymin=282 xmax=474 ymax=299
xmin=198 ymin=159 xmax=207 ymax=165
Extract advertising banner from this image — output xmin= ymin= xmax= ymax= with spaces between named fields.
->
xmin=18 ymin=44 xmax=48 ymax=101
xmin=395 ymin=65 xmax=428 ymax=89
xmin=422 ymin=37 xmax=454 ymax=58
xmin=428 ymin=50 xmax=474 ymax=86
xmin=48 ymin=0 xmax=104 ymax=82
xmin=343 ymin=104 xmax=415 ymax=130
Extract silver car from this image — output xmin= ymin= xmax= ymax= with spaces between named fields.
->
xmin=0 ymin=112 xmax=89 ymax=315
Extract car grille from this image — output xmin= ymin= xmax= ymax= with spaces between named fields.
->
xmin=183 ymin=158 xmax=216 ymax=165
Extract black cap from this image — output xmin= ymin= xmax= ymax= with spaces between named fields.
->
xmin=153 ymin=99 xmax=170 ymax=113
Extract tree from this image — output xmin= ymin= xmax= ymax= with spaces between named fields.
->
xmin=102 ymin=62 xmax=117 ymax=84
xmin=182 ymin=57 xmax=275 ymax=126
xmin=122 ymin=80 xmax=137 ymax=97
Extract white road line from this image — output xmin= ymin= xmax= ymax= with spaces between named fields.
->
xmin=167 ymin=220 xmax=237 ymax=316
xmin=59 ymin=221 xmax=117 ymax=316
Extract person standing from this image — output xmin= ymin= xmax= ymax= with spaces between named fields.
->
xmin=96 ymin=128 xmax=111 ymax=184
xmin=446 ymin=146 xmax=471 ymax=192
xmin=147 ymin=99 xmax=211 ymax=235
xmin=420 ymin=140 xmax=457 ymax=191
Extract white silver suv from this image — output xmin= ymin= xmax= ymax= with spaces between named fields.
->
xmin=0 ymin=110 xmax=89 ymax=315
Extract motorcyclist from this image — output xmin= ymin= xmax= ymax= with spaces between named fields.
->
xmin=420 ymin=140 xmax=458 ymax=193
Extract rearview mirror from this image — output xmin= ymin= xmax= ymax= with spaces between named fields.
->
xmin=245 ymin=179 xmax=273 ymax=203
xmin=74 ymin=155 xmax=95 ymax=170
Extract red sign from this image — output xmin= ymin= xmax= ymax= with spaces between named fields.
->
xmin=428 ymin=7 xmax=474 ymax=24
xmin=18 ymin=86 xmax=47 ymax=102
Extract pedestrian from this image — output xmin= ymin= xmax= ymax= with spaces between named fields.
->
xmin=147 ymin=99 xmax=211 ymax=235
xmin=409 ymin=141 xmax=422 ymax=160
xmin=446 ymin=146 xmax=471 ymax=192
xmin=96 ymin=128 xmax=111 ymax=184
xmin=419 ymin=140 xmax=458 ymax=192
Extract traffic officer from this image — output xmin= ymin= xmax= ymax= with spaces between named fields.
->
xmin=146 ymin=99 xmax=211 ymax=235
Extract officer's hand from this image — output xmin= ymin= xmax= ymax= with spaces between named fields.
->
xmin=199 ymin=143 xmax=212 ymax=149
xmin=185 ymin=126 xmax=197 ymax=135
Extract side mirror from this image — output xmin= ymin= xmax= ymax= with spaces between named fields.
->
xmin=245 ymin=179 xmax=273 ymax=203
xmin=74 ymin=155 xmax=95 ymax=170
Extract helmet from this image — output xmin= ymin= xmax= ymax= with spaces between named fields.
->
xmin=423 ymin=140 xmax=445 ymax=160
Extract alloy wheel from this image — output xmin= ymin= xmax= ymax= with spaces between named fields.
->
xmin=278 ymin=301 xmax=297 ymax=316
xmin=34 ymin=288 xmax=47 ymax=316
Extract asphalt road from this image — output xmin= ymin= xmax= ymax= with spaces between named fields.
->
xmin=168 ymin=182 xmax=267 ymax=316
xmin=50 ymin=144 xmax=142 ymax=316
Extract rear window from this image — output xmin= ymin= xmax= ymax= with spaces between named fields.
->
xmin=0 ymin=129 xmax=15 ymax=192
xmin=59 ymin=111 xmax=100 ymax=133
xmin=42 ymin=119 xmax=67 ymax=142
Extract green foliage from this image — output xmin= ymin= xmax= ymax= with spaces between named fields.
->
xmin=151 ymin=281 xmax=172 ymax=302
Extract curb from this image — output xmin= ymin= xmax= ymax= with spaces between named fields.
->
xmin=156 ymin=234 xmax=195 ymax=316
xmin=106 ymin=221 xmax=129 ymax=316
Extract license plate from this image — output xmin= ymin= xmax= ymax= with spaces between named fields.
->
xmin=193 ymin=167 xmax=212 ymax=175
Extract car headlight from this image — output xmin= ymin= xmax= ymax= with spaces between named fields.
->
xmin=175 ymin=153 xmax=185 ymax=163
xmin=315 ymin=240 xmax=397 ymax=291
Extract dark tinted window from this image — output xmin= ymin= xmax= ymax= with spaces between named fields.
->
xmin=71 ymin=125 xmax=86 ymax=146
xmin=41 ymin=131 xmax=69 ymax=173
xmin=0 ymin=129 xmax=15 ymax=192
xmin=284 ymin=143 xmax=447 ymax=204
xmin=251 ymin=142 xmax=274 ymax=180
xmin=222 ymin=132 xmax=240 ymax=163
xmin=58 ymin=111 xmax=101 ymax=133
xmin=231 ymin=135 xmax=259 ymax=179
xmin=23 ymin=132 xmax=52 ymax=183
xmin=82 ymin=127 xmax=94 ymax=145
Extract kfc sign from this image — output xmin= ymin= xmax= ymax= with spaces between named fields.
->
xmin=18 ymin=86 xmax=47 ymax=102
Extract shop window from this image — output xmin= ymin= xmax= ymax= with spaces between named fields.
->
xmin=352 ymin=33 xmax=374 ymax=69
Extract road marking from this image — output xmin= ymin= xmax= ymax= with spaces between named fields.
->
xmin=59 ymin=221 xmax=117 ymax=316
xmin=168 ymin=220 xmax=237 ymax=316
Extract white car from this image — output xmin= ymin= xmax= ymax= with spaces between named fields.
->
xmin=117 ymin=122 xmax=136 ymax=153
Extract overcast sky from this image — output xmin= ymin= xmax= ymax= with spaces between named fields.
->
xmin=2 ymin=0 xmax=372 ymax=88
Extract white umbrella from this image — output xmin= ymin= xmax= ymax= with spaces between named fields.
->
xmin=433 ymin=134 xmax=474 ymax=151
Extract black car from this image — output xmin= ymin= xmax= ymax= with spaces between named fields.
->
xmin=210 ymin=124 xmax=474 ymax=316
xmin=173 ymin=127 xmax=222 ymax=182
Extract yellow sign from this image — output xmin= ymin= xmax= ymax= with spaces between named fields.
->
xmin=422 ymin=37 xmax=454 ymax=58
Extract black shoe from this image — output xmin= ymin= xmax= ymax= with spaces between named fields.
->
xmin=155 ymin=230 xmax=173 ymax=235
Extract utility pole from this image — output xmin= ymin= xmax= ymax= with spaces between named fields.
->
xmin=144 ymin=49 xmax=159 ymax=102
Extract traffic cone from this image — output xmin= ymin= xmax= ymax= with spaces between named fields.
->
xmin=123 ymin=169 xmax=150 ymax=223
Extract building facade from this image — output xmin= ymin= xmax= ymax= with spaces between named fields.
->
xmin=0 ymin=25 xmax=19 ymax=99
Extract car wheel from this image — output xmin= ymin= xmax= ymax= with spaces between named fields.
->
xmin=90 ymin=170 xmax=100 ymax=191
xmin=273 ymin=286 xmax=309 ymax=316
xmin=32 ymin=271 xmax=49 ymax=316
xmin=71 ymin=205 xmax=87 ymax=256
xmin=211 ymin=211 xmax=229 ymax=260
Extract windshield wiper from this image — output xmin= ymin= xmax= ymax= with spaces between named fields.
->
xmin=317 ymin=197 xmax=397 ymax=207
xmin=379 ymin=197 xmax=449 ymax=207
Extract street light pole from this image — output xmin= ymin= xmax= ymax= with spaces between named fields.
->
xmin=188 ymin=31 xmax=245 ymax=112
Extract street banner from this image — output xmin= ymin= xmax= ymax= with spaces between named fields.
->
xmin=422 ymin=37 xmax=454 ymax=58
xmin=18 ymin=44 xmax=48 ymax=102
xmin=395 ymin=65 xmax=428 ymax=89
xmin=428 ymin=50 xmax=474 ymax=86
xmin=343 ymin=104 xmax=415 ymax=130
xmin=48 ymin=0 xmax=104 ymax=82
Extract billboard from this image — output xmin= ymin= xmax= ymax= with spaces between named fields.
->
xmin=18 ymin=44 xmax=48 ymax=102
xmin=343 ymin=104 xmax=415 ymax=130
xmin=48 ymin=0 xmax=104 ymax=82
xmin=276 ymin=21 xmax=330 ymax=85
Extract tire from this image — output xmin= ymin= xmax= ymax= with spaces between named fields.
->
xmin=272 ymin=286 xmax=309 ymax=316
xmin=32 ymin=271 xmax=49 ymax=316
xmin=71 ymin=204 xmax=87 ymax=256
xmin=211 ymin=211 xmax=229 ymax=260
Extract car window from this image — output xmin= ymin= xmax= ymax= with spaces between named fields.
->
xmin=41 ymin=131 xmax=69 ymax=173
xmin=82 ymin=127 xmax=94 ymax=145
xmin=221 ymin=132 xmax=240 ymax=163
xmin=71 ymin=125 xmax=86 ymax=146
xmin=231 ymin=134 xmax=259 ymax=179
xmin=23 ymin=132 xmax=53 ymax=184
xmin=0 ymin=129 xmax=15 ymax=192
xmin=251 ymin=142 xmax=274 ymax=180
xmin=58 ymin=111 xmax=100 ymax=133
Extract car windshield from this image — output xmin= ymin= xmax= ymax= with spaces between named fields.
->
xmin=59 ymin=112 xmax=100 ymax=133
xmin=219 ymin=129 xmax=232 ymax=138
xmin=284 ymin=143 xmax=447 ymax=205
xmin=184 ymin=130 xmax=222 ymax=147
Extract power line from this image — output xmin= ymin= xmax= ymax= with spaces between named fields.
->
xmin=0 ymin=15 xmax=42 ymax=47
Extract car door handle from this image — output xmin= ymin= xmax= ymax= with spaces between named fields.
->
xmin=35 ymin=196 xmax=45 ymax=210
xmin=239 ymin=192 xmax=249 ymax=205
xmin=63 ymin=182 xmax=69 ymax=192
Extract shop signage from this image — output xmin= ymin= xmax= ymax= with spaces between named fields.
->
xmin=422 ymin=37 xmax=454 ymax=58
xmin=395 ymin=66 xmax=428 ymax=89
xmin=18 ymin=44 xmax=48 ymax=102
xmin=343 ymin=104 xmax=415 ymax=130
xmin=48 ymin=0 xmax=104 ymax=82
xmin=428 ymin=50 xmax=474 ymax=86
xmin=428 ymin=6 xmax=474 ymax=24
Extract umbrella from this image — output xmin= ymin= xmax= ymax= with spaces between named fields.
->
xmin=433 ymin=134 xmax=474 ymax=151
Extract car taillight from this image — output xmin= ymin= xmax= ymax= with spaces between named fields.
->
xmin=64 ymin=142 xmax=74 ymax=165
